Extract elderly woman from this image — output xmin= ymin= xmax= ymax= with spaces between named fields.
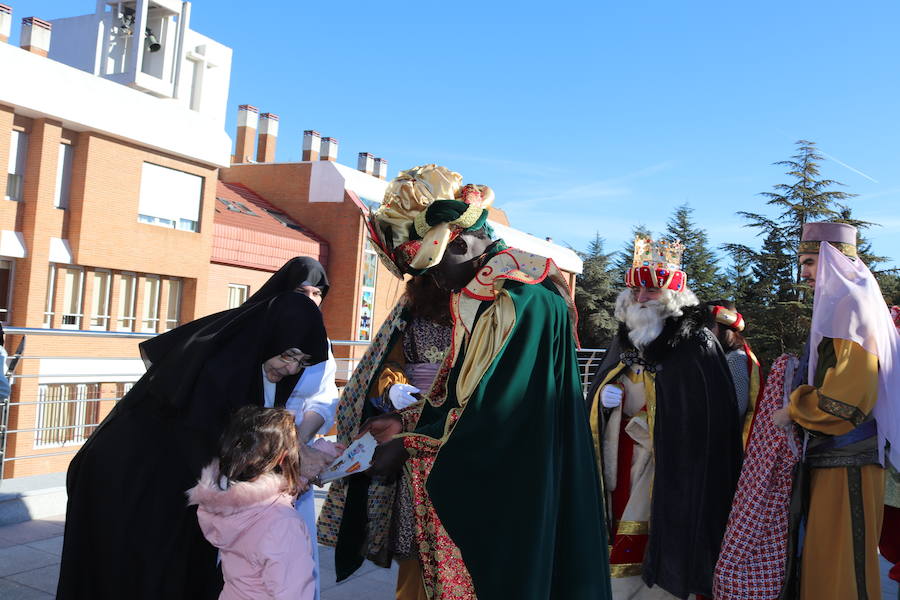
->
xmin=58 ymin=258 xmax=331 ymax=600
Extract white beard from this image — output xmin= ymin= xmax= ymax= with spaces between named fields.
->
xmin=623 ymin=301 xmax=667 ymax=350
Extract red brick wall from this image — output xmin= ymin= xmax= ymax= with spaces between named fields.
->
xmin=206 ymin=263 xmax=274 ymax=314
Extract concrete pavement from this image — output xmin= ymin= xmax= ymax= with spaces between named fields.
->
xmin=0 ymin=513 xmax=398 ymax=599
xmin=0 ymin=513 xmax=896 ymax=598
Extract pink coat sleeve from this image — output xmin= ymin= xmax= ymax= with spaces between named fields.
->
xmin=260 ymin=515 xmax=316 ymax=600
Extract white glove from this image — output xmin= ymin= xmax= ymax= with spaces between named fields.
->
xmin=388 ymin=383 xmax=421 ymax=409
xmin=600 ymin=384 xmax=624 ymax=408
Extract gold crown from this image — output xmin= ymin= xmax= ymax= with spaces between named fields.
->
xmin=632 ymin=237 xmax=684 ymax=271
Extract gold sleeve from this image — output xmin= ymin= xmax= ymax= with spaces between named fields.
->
xmin=368 ymin=338 xmax=409 ymax=399
xmin=789 ymin=338 xmax=878 ymax=436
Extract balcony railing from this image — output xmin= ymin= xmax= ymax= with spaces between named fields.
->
xmin=0 ymin=327 xmax=604 ymax=479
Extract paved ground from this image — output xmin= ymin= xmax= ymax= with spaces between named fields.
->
xmin=0 ymin=513 xmax=896 ymax=599
xmin=0 ymin=513 xmax=397 ymax=599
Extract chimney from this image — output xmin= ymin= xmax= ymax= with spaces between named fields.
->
xmin=373 ymin=157 xmax=389 ymax=180
xmin=20 ymin=16 xmax=51 ymax=56
xmin=0 ymin=5 xmax=12 ymax=44
xmin=256 ymin=112 xmax=278 ymax=163
xmin=302 ymin=130 xmax=320 ymax=161
xmin=357 ymin=152 xmax=374 ymax=175
xmin=320 ymin=137 xmax=338 ymax=162
xmin=233 ymin=105 xmax=258 ymax=164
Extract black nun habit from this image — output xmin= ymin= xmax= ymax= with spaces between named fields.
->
xmin=57 ymin=258 xmax=329 ymax=600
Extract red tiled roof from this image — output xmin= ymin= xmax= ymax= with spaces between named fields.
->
xmin=213 ymin=181 xmax=328 ymax=271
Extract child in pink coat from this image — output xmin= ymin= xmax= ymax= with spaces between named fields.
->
xmin=187 ymin=406 xmax=321 ymax=600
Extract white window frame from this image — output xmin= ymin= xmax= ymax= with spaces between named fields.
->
xmin=141 ymin=275 xmax=161 ymax=333
xmin=165 ymin=278 xmax=182 ymax=331
xmin=6 ymin=130 xmax=28 ymax=202
xmin=34 ymin=382 xmax=101 ymax=449
xmin=227 ymin=283 xmax=249 ymax=309
xmin=60 ymin=266 xmax=85 ymax=330
xmin=89 ymin=269 xmax=112 ymax=330
xmin=137 ymin=162 xmax=202 ymax=233
xmin=117 ymin=272 xmax=137 ymax=331
xmin=43 ymin=264 xmax=56 ymax=328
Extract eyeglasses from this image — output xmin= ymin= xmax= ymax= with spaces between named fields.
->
xmin=277 ymin=349 xmax=312 ymax=367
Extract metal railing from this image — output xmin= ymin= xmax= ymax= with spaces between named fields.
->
xmin=0 ymin=327 xmax=604 ymax=479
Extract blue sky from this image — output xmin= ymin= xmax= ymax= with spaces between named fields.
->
xmin=12 ymin=1 xmax=900 ymax=268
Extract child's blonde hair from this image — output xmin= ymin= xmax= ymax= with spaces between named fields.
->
xmin=217 ymin=406 xmax=302 ymax=496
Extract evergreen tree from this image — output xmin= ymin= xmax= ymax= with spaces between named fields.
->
xmin=725 ymin=141 xmax=857 ymax=364
xmin=574 ymin=233 xmax=619 ymax=348
xmin=664 ymin=203 xmax=722 ymax=300
xmin=748 ymin=140 xmax=854 ymax=286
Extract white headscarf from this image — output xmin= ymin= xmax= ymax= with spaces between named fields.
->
xmin=809 ymin=242 xmax=900 ymax=466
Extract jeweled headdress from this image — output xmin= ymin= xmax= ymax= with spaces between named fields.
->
xmin=360 ymin=164 xmax=495 ymax=278
xmin=625 ymin=236 xmax=687 ymax=292
xmin=710 ymin=305 xmax=746 ymax=332
xmin=799 ymin=221 xmax=858 ymax=258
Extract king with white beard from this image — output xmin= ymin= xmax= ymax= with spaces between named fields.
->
xmin=586 ymin=236 xmax=743 ymax=600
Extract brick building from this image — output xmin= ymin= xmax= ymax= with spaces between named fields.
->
xmin=0 ymin=1 xmax=236 ymax=478
xmin=219 ymin=125 xmax=583 ymax=377
xmin=0 ymin=1 xmax=582 ymax=481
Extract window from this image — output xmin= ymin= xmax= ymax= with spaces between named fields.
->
xmin=117 ymin=273 xmax=137 ymax=330
xmin=34 ymin=383 xmax=100 ymax=448
xmin=43 ymin=265 xmax=56 ymax=327
xmin=6 ymin=130 xmax=28 ymax=201
xmin=116 ymin=381 xmax=134 ymax=400
xmin=358 ymin=241 xmax=378 ymax=341
xmin=54 ymin=143 xmax=74 ymax=209
xmin=137 ymin=163 xmax=202 ymax=232
xmin=266 ymin=210 xmax=293 ymax=226
xmin=217 ymin=197 xmax=257 ymax=216
xmin=141 ymin=276 xmax=161 ymax=332
xmin=165 ymin=278 xmax=182 ymax=330
xmin=90 ymin=270 xmax=111 ymax=330
xmin=0 ymin=260 xmax=11 ymax=323
xmin=61 ymin=267 xmax=84 ymax=329
xmin=227 ymin=284 xmax=249 ymax=309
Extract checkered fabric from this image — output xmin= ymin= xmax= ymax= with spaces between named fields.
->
xmin=713 ymin=354 xmax=801 ymax=599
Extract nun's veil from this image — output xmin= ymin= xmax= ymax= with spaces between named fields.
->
xmin=129 ymin=257 xmax=329 ymax=422
xmin=247 ymin=256 xmax=329 ymax=303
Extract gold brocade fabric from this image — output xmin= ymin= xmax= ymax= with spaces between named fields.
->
xmin=743 ymin=351 xmax=761 ymax=447
xmin=454 ymin=290 xmax=516 ymax=409
xmin=616 ymin=520 xmax=650 ymax=535
xmin=798 ymin=240 xmax=858 ymax=258
xmin=789 ymin=339 xmax=878 ymax=436
xmin=376 ymin=165 xmax=464 ymax=248
xmin=609 ymin=563 xmax=644 ymax=578
xmin=624 ymin=367 xmax=657 ymax=444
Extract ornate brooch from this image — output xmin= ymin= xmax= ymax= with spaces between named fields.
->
xmin=619 ymin=349 xmax=661 ymax=373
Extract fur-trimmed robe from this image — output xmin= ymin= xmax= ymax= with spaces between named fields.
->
xmin=586 ymin=306 xmax=744 ymax=599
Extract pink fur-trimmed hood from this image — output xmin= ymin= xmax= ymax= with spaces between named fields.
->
xmin=187 ymin=461 xmax=295 ymax=549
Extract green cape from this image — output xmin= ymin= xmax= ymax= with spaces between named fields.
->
xmin=419 ymin=279 xmax=612 ymax=599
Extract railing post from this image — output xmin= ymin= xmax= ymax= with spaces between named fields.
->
xmin=0 ymin=387 xmax=8 ymax=480
xmin=0 ymin=336 xmax=25 ymax=480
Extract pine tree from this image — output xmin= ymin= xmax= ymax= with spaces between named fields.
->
xmin=754 ymin=140 xmax=853 ymax=285
xmin=574 ymin=233 xmax=619 ymax=348
xmin=664 ymin=204 xmax=722 ymax=300
xmin=726 ymin=140 xmax=865 ymax=365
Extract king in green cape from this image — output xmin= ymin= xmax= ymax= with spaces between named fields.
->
xmin=317 ymin=164 xmax=611 ymax=600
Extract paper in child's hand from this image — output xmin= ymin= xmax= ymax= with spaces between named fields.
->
xmin=318 ymin=432 xmax=378 ymax=483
